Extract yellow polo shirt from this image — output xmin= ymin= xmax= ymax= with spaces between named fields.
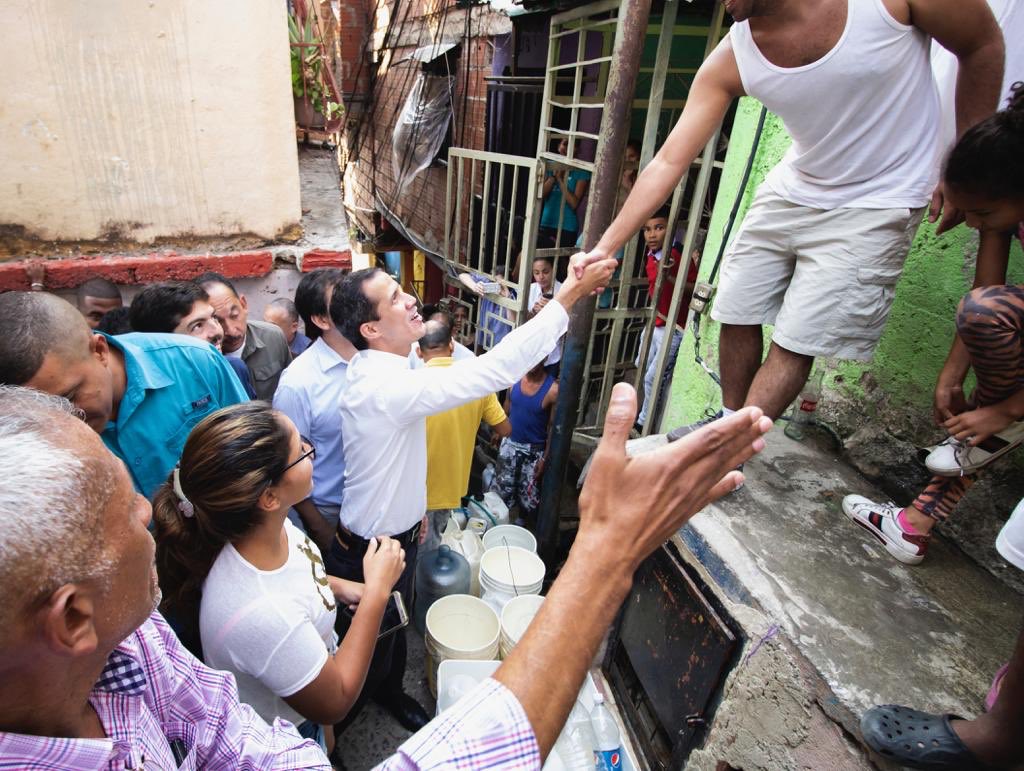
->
xmin=424 ymin=357 xmax=508 ymax=510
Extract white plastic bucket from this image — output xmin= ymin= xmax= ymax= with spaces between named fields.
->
xmin=479 ymin=546 xmax=545 ymax=596
xmin=424 ymin=594 xmax=500 ymax=696
xmin=436 ymin=659 xmax=501 ymax=714
xmin=499 ymin=594 xmax=545 ymax=658
xmin=483 ymin=524 xmax=537 ymax=553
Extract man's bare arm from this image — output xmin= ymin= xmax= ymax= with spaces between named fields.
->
xmin=587 ymin=38 xmax=742 ymax=259
xmin=911 ymin=0 xmax=1003 ymax=138
xmin=494 ymin=384 xmax=771 ymax=758
xmin=914 ymin=0 xmax=1003 ymax=233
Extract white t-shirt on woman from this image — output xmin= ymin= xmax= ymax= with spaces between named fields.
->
xmin=200 ymin=520 xmax=339 ymax=726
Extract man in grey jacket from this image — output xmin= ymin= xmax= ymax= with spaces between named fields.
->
xmin=198 ymin=272 xmax=291 ymax=400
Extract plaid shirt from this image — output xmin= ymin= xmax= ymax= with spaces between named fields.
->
xmin=0 ymin=612 xmax=540 ymax=770
xmin=0 ymin=612 xmax=327 ymax=770
xmin=375 ymin=678 xmax=540 ymax=770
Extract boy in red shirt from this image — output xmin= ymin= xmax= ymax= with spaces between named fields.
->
xmin=636 ymin=207 xmax=703 ymax=428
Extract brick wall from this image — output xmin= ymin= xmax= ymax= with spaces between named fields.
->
xmin=340 ymin=1 xmax=512 ymax=256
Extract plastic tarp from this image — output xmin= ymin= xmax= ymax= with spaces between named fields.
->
xmin=392 ymin=73 xmax=455 ymax=196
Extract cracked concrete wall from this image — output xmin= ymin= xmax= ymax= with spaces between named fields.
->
xmin=664 ymin=96 xmax=1024 ymax=586
xmin=0 ymin=1 xmax=301 ymax=248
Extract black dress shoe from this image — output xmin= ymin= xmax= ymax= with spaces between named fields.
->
xmin=377 ymin=691 xmax=430 ymax=732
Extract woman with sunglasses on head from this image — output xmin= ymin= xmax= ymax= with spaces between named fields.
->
xmin=153 ymin=401 xmax=405 ymax=752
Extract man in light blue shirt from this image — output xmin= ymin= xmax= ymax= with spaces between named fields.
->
xmin=0 ymin=292 xmax=248 ymax=498
xmin=273 ymin=268 xmax=353 ymax=554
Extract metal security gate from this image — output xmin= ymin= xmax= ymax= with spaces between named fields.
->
xmin=442 ymin=0 xmax=730 ymax=435
xmin=444 ymin=149 xmax=538 ymax=343
xmin=576 ymin=0 xmax=729 ymax=437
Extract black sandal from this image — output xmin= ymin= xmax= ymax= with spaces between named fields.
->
xmin=861 ymin=705 xmax=991 ymax=770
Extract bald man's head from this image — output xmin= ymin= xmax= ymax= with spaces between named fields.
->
xmin=417 ymin=319 xmax=453 ymax=363
xmin=0 ymin=293 xmax=119 ymax=432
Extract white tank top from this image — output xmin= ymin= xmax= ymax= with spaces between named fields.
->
xmin=730 ymin=0 xmax=940 ymax=209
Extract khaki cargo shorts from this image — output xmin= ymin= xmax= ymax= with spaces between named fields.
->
xmin=710 ymin=187 xmax=925 ymax=361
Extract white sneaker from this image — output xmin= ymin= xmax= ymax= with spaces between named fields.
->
xmin=924 ymin=436 xmax=962 ymax=475
xmin=996 ymin=497 xmax=1024 ymax=571
xmin=842 ymin=495 xmax=930 ymax=565
xmin=926 ymin=422 xmax=1024 ymax=476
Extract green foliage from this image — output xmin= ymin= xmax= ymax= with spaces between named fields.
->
xmin=288 ymin=11 xmax=343 ymax=121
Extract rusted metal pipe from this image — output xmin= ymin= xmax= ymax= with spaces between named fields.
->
xmin=536 ymin=0 xmax=654 ymax=570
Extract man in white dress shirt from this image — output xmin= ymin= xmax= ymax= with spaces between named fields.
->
xmin=324 ymin=255 xmax=616 ymax=731
xmin=273 ymin=268 xmax=352 ymax=554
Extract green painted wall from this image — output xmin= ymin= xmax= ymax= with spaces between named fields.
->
xmin=663 ymin=97 xmax=1024 ymax=437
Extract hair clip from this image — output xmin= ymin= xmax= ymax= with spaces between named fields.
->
xmin=172 ymin=465 xmax=195 ymax=518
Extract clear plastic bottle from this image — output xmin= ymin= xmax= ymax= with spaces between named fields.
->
xmin=567 ymin=699 xmax=599 ymax=770
xmin=784 ymin=368 xmax=825 ymax=441
xmin=589 ymin=693 xmax=622 ymax=771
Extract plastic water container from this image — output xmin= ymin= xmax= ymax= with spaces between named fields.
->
xmin=483 ymin=524 xmax=538 ymax=553
xmin=423 ymin=594 xmax=500 ymax=697
xmin=544 ymin=676 xmax=638 ymax=771
xmin=590 ymin=693 xmax=623 ymax=771
xmin=499 ymin=594 xmax=544 ymax=658
xmin=559 ymin=700 xmax=599 ymax=770
xmin=436 ymin=659 xmax=501 ymax=714
xmin=466 ymin=517 xmax=489 ymax=536
xmin=441 ymin=525 xmax=485 ymax=596
xmin=465 ymin=492 xmax=510 ymax=529
xmin=414 ymin=545 xmax=470 ymax=634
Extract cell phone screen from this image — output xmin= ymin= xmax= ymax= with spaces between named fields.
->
xmin=343 ymin=590 xmax=408 ymax=640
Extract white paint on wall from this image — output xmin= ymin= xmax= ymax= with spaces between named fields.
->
xmin=0 ymin=1 xmax=301 ymax=243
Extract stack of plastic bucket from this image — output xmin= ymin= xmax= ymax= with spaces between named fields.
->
xmin=499 ymin=594 xmax=545 ymax=658
xmin=423 ymin=594 xmax=500 ymax=697
xmin=479 ymin=546 xmax=545 ymax=613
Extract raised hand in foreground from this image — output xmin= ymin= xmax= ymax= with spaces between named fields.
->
xmin=494 ymin=382 xmax=772 ymax=758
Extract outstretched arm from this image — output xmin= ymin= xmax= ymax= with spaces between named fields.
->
xmin=494 ymin=384 xmax=771 ymax=757
xmin=383 ymin=256 xmax=616 ymax=422
xmin=911 ymin=0 xmax=1003 ymax=139
xmin=586 ymin=38 xmax=741 ymax=259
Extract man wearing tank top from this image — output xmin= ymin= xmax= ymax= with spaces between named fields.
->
xmin=579 ymin=0 xmax=1004 ymax=427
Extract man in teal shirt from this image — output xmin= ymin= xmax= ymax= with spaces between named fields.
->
xmin=0 ymin=292 xmax=247 ymax=497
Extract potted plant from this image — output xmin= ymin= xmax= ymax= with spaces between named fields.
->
xmin=288 ymin=2 xmax=343 ymax=131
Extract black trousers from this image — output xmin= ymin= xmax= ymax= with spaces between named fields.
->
xmin=325 ymin=521 xmax=420 ymax=733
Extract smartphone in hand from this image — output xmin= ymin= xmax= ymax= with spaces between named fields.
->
xmin=342 ymin=590 xmax=409 ymax=640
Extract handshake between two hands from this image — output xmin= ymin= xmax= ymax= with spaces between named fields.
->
xmin=561 ymin=249 xmax=617 ymax=298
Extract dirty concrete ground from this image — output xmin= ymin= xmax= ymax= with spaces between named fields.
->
xmin=333 ymin=629 xmax=434 ymax=771
xmin=684 ymin=424 xmax=1024 ymax=734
